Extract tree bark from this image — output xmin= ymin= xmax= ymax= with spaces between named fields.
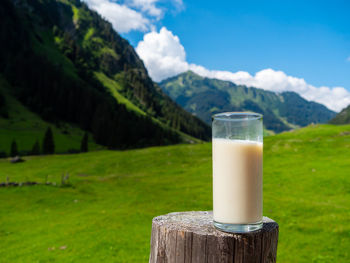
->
xmin=149 ymin=211 xmax=278 ymax=263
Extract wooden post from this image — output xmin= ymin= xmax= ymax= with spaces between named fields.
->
xmin=149 ymin=211 xmax=278 ymax=263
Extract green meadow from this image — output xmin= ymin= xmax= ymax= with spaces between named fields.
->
xmin=0 ymin=124 xmax=349 ymax=262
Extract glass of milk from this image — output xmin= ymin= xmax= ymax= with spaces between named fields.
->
xmin=212 ymin=112 xmax=263 ymax=233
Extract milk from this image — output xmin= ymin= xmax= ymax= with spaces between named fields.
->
xmin=212 ymin=138 xmax=263 ymax=224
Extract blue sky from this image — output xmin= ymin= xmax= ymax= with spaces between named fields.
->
xmin=84 ymin=0 xmax=350 ymax=111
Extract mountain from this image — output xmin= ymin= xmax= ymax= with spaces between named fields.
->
xmin=0 ymin=0 xmax=210 ymax=151
xmin=159 ymin=71 xmax=336 ymax=133
xmin=329 ymin=105 xmax=350 ymax=124
xmin=0 ymin=75 xmax=105 ymax=156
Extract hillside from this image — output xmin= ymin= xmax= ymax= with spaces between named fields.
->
xmin=329 ymin=105 xmax=350 ymax=124
xmin=0 ymin=0 xmax=210 ymax=150
xmin=0 ymin=124 xmax=349 ymax=262
xmin=0 ymin=76 xmax=102 ymax=155
xmin=159 ymin=71 xmax=336 ymax=133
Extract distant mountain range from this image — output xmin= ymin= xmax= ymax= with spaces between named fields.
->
xmin=329 ymin=105 xmax=350 ymax=124
xmin=159 ymin=71 xmax=336 ymax=133
xmin=0 ymin=0 xmax=210 ymax=152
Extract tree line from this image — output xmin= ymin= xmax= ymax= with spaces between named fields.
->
xmin=7 ymin=127 xmax=89 ymax=158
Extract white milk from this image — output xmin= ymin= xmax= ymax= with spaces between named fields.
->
xmin=212 ymin=138 xmax=263 ymax=224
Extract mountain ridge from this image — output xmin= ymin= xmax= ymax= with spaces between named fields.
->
xmin=0 ymin=0 xmax=210 ymax=150
xmin=159 ymin=71 xmax=336 ymax=133
xmin=329 ymin=105 xmax=350 ymax=124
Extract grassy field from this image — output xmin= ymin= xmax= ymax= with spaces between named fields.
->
xmin=0 ymin=124 xmax=349 ymax=262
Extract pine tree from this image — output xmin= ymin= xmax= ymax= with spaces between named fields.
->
xmin=10 ymin=139 xmax=18 ymax=157
xmin=31 ymin=140 xmax=40 ymax=155
xmin=80 ymin=132 xmax=88 ymax=152
xmin=42 ymin=127 xmax=55 ymax=154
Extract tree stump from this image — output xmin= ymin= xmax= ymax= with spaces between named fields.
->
xmin=149 ymin=211 xmax=278 ymax=263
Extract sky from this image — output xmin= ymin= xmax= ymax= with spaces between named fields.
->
xmin=83 ymin=0 xmax=350 ymax=112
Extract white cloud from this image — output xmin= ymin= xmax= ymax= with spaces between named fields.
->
xmin=127 ymin=0 xmax=184 ymax=18
xmin=83 ymin=0 xmax=184 ymax=33
xmin=128 ymin=0 xmax=163 ymax=18
xmin=347 ymin=56 xmax=350 ymax=62
xmin=83 ymin=0 xmax=150 ymax=33
xmin=171 ymin=0 xmax=184 ymax=12
xmin=136 ymin=27 xmax=350 ymax=112
xmin=136 ymin=27 xmax=188 ymax=81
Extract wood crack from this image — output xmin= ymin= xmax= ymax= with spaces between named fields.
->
xmin=149 ymin=211 xmax=278 ymax=263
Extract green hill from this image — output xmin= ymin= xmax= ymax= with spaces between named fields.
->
xmin=0 ymin=76 xmax=101 ymax=155
xmin=0 ymin=0 xmax=210 ymax=150
xmin=159 ymin=71 xmax=336 ymax=133
xmin=0 ymin=124 xmax=349 ymax=262
xmin=329 ymin=105 xmax=350 ymax=124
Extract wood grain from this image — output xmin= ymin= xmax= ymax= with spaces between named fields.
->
xmin=149 ymin=211 xmax=278 ymax=263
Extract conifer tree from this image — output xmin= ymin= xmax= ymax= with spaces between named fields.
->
xmin=31 ymin=140 xmax=40 ymax=155
xmin=80 ymin=132 xmax=88 ymax=152
xmin=10 ymin=139 xmax=18 ymax=157
xmin=43 ymin=127 xmax=55 ymax=154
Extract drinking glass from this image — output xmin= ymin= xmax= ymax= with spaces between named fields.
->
xmin=212 ymin=112 xmax=263 ymax=233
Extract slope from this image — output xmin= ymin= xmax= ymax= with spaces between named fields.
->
xmin=159 ymin=71 xmax=336 ymax=133
xmin=0 ymin=0 xmax=210 ymax=150
xmin=0 ymin=75 xmax=101 ymax=155
xmin=329 ymin=104 xmax=350 ymax=124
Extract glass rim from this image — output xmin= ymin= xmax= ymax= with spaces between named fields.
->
xmin=212 ymin=112 xmax=263 ymax=121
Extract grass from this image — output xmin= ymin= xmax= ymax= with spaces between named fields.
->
xmin=0 ymin=77 xmax=101 ymax=155
xmin=71 ymin=4 xmax=79 ymax=24
xmin=94 ymin=72 xmax=146 ymax=116
xmin=84 ymin=28 xmax=94 ymax=42
xmin=32 ymin=29 xmax=78 ymax=80
xmin=0 ymin=124 xmax=349 ymax=262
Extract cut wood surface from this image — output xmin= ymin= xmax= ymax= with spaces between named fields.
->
xmin=149 ymin=211 xmax=279 ymax=263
